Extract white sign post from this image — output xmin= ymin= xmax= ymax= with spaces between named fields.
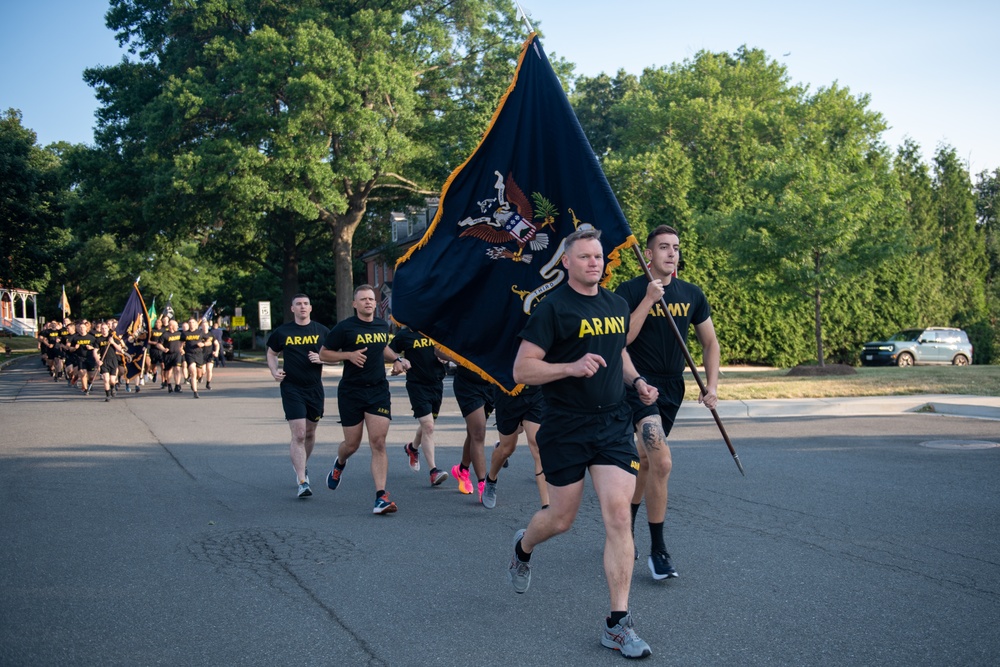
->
xmin=258 ymin=301 xmax=272 ymax=331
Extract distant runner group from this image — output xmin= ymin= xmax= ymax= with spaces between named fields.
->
xmin=37 ymin=315 xmax=226 ymax=401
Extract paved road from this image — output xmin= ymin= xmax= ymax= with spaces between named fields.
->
xmin=2 ymin=357 xmax=999 ymax=666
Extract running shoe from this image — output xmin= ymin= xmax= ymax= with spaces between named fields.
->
xmin=206 ymin=382 xmax=212 ymax=390
xmin=167 ymin=385 xmax=173 ymax=393
xmin=495 ymin=440 xmax=508 ymax=468
xmin=327 ymin=462 xmax=345 ymax=490
xmin=373 ymin=493 xmax=397 ymax=514
xmin=477 ymin=479 xmax=485 ymax=502
xmin=601 ymin=613 xmax=652 ymax=659
xmin=404 ymin=442 xmax=420 ymax=472
xmin=648 ymin=551 xmax=678 ymax=580
xmin=297 ymin=482 xmax=312 ymax=498
xmin=507 ymin=528 xmax=531 ymax=594
xmin=125 ymin=384 xmax=132 ymax=393
xmin=429 ymin=469 xmax=449 ymax=486
xmin=175 ymin=386 xmax=182 ymax=394
xmin=451 ymin=464 xmax=473 ymax=494
xmin=193 ymin=391 xmax=200 ymax=399
xmin=482 ymin=477 xmax=497 ymax=509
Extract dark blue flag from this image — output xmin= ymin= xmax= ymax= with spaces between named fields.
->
xmin=116 ymin=281 xmax=151 ymax=380
xmin=116 ymin=282 xmax=150 ymax=339
xmin=392 ymin=33 xmax=638 ymax=393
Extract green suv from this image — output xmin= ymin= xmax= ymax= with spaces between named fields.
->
xmin=861 ymin=327 xmax=973 ymax=367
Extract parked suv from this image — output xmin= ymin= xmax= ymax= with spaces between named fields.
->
xmin=861 ymin=327 xmax=973 ymax=367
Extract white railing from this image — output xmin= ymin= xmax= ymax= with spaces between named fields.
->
xmin=0 ymin=318 xmax=37 ymax=337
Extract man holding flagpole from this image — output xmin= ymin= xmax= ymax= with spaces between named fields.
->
xmin=508 ymin=228 xmax=656 ymax=659
xmin=616 ymin=225 xmax=720 ymax=580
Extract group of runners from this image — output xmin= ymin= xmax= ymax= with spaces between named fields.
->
xmin=37 ymin=315 xmax=226 ymax=401
xmin=266 ymin=225 xmax=720 ymax=660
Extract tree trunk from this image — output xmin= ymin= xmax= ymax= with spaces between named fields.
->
xmin=814 ymin=251 xmax=825 ymax=367
xmin=328 ymin=200 xmax=367 ymax=323
xmin=279 ymin=231 xmax=300 ymax=324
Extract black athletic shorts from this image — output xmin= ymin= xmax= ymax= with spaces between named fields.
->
xmin=184 ymin=352 xmax=204 ymax=367
xmin=45 ymin=347 xmax=61 ymax=360
xmin=149 ymin=348 xmax=163 ymax=363
xmin=453 ymin=373 xmax=496 ymax=419
xmin=337 ymin=381 xmax=391 ymax=427
xmin=405 ymin=380 xmax=443 ymax=419
xmin=81 ymin=356 xmax=99 ymax=372
xmin=280 ymin=381 xmax=325 ymax=422
xmin=100 ymin=355 xmax=119 ymax=375
xmin=627 ymin=374 xmax=686 ymax=437
xmin=162 ymin=352 xmax=181 ymax=371
xmin=65 ymin=353 xmax=79 ymax=368
xmin=494 ymin=385 xmax=544 ymax=436
xmin=536 ymin=401 xmax=639 ymax=487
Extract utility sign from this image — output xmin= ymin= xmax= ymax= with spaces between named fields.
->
xmin=258 ymin=301 xmax=271 ymax=330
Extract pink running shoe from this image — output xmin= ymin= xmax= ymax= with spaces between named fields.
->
xmin=451 ymin=464 xmax=473 ymax=494
xmin=477 ymin=479 xmax=485 ymax=502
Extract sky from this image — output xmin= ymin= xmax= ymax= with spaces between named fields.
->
xmin=2 ymin=0 xmax=998 ymax=175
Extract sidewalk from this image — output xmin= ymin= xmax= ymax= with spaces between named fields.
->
xmin=679 ymin=394 xmax=1000 ymax=421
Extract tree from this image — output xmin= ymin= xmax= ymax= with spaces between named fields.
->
xmin=86 ymin=0 xmax=534 ymax=320
xmin=0 ymin=109 xmax=67 ymax=291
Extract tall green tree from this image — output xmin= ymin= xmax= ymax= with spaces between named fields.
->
xmin=0 ymin=109 xmax=68 ymax=292
xmin=86 ymin=0 xmax=534 ymax=320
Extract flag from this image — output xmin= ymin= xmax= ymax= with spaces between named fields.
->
xmin=116 ymin=282 xmax=151 ymax=380
xmin=148 ymin=298 xmax=157 ymax=323
xmin=391 ymin=33 xmax=638 ymax=393
xmin=115 ymin=282 xmax=150 ymax=339
xmin=201 ymin=301 xmax=216 ymax=323
xmin=60 ymin=285 xmax=71 ymax=317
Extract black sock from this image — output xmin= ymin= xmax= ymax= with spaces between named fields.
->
xmin=477 ymin=477 xmax=485 ymax=484
xmin=630 ymin=503 xmax=641 ymax=531
xmin=487 ymin=474 xmax=497 ymax=484
xmin=334 ymin=458 xmax=345 ymax=470
xmin=608 ymin=611 xmax=629 ymax=628
xmin=649 ymin=521 xmax=666 ymax=554
xmin=460 ymin=463 xmax=469 ymax=473
xmin=429 ymin=467 xmax=439 ymax=475
xmin=515 ymin=538 xmax=531 ymax=563
xmin=376 ymin=489 xmax=386 ymax=499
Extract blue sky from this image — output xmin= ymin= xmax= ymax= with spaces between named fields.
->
xmin=2 ymin=0 xmax=998 ymax=175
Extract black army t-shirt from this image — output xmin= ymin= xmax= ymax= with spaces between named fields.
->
xmin=323 ymin=316 xmax=391 ymax=387
xmin=518 ymin=284 xmax=630 ymax=412
xmin=267 ymin=321 xmax=330 ymax=387
xmin=615 ymin=275 xmax=710 ymax=377
xmin=389 ymin=328 xmax=444 ymax=385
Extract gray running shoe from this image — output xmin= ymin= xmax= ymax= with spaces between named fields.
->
xmin=507 ymin=529 xmax=531 ymax=593
xmin=648 ymin=551 xmax=678 ymax=580
xmin=482 ymin=477 xmax=497 ymax=509
xmin=601 ymin=612 xmax=652 ymax=659
xmin=297 ymin=482 xmax=312 ymax=498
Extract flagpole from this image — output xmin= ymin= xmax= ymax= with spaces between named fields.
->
xmin=513 ymin=1 xmax=534 ymax=33
xmin=628 ymin=242 xmax=745 ymax=476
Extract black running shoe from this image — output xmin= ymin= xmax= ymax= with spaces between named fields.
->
xmin=648 ymin=551 xmax=679 ymax=580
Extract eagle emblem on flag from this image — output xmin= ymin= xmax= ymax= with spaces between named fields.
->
xmin=457 ymin=171 xmax=556 ymax=263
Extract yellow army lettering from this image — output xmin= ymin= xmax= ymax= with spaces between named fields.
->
xmin=354 ymin=332 xmax=389 ymax=345
xmin=284 ymin=335 xmax=320 ymax=346
xmin=413 ymin=337 xmax=434 ymax=348
xmin=577 ymin=316 xmax=626 ymax=338
xmin=630 ymin=460 xmax=640 ymax=471
xmin=648 ymin=302 xmax=691 ymax=318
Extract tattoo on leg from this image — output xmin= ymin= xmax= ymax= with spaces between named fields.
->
xmin=641 ymin=422 xmax=661 ymax=451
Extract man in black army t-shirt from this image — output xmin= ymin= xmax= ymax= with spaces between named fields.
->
xmin=267 ymin=294 xmax=330 ymax=499
xmin=507 ymin=228 xmax=658 ymax=659
xmin=320 ymin=284 xmax=410 ymax=515
xmin=615 ymin=224 xmax=720 ymax=581
xmin=389 ymin=326 xmax=450 ymax=487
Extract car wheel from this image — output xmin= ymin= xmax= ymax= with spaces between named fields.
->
xmin=952 ymin=354 xmax=970 ymax=366
xmin=896 ymin=352 xmax=914 ymax=367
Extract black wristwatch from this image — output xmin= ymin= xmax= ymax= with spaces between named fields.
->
xmin=631 ymin=376 xmax=647 ymax=388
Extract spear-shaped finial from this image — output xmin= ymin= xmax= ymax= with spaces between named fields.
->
xmin=514 ymin=1 xmax=534 ymax=34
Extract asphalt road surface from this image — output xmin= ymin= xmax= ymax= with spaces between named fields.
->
xmin=2 ymin=358 xmax=999 ymax=666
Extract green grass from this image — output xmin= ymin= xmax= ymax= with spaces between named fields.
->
xmin=692 ymin=365 xmax=1000 ymax=401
